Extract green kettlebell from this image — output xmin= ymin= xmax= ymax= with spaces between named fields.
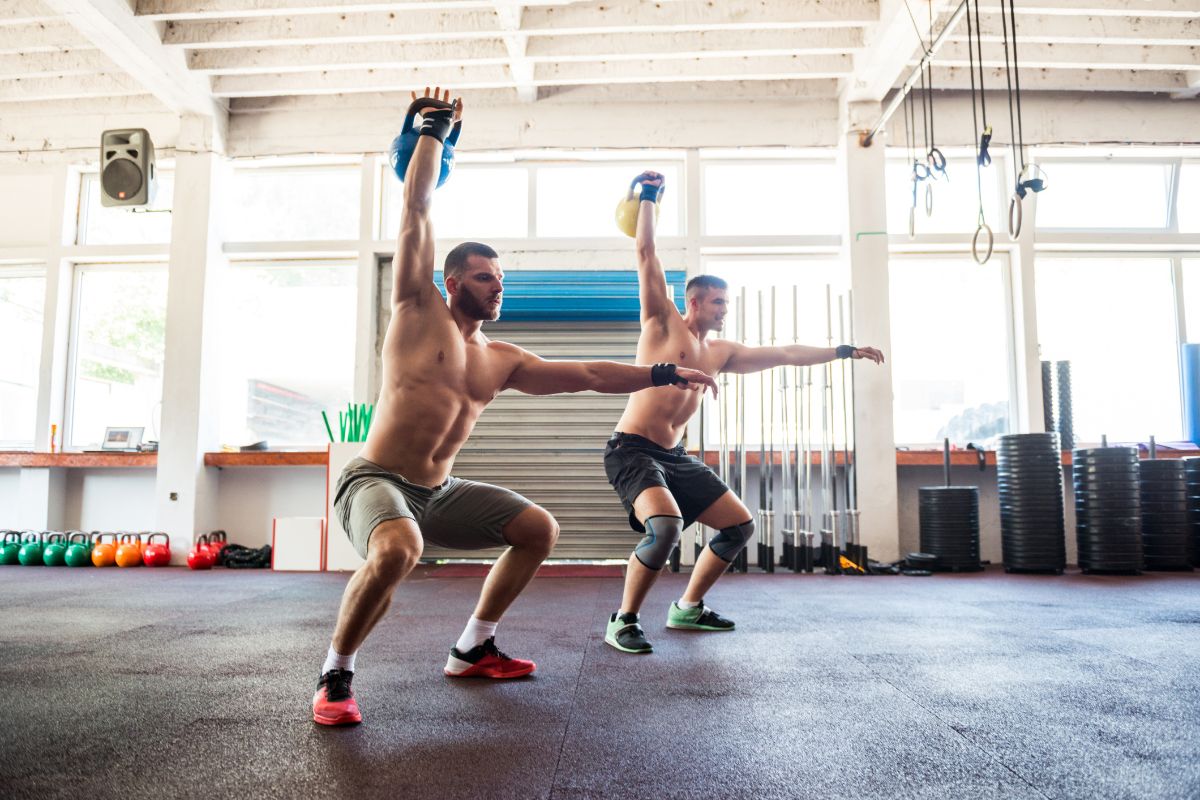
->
xmin=43 ymin=532 xmax=68 ymax=567
xmin=0 ymin=531 xmax=22 ymax=565
xmin=18 ymin=532 xmax=45 ymax=566
xmin=64 ymin=532 xmax=93 ymax=567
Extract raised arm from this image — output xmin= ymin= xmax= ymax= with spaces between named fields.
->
xmin=391 ymin=88 xmax=462 ymax=307
xmin=624 ymin=172 xmax=676 ymax=326
xmin=503 ymin=347 xmax=717 ymax=397
xmin=719 ymin=342 xmax=885 ymax=375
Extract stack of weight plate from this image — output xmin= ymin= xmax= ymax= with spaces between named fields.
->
xmin=997 ymin=433 xmax=1066 ymax=573
xmin=1186 ymin=458 xmax=1200 ymax=568
xmin=1072 ymin=447 xmax=1142 ymax=574
xmin=1139 ymin=459 xmax=1192 ymax=571
xmin=918 ymin=487 xmax=982 ymax=571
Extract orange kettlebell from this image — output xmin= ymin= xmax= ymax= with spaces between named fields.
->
xmin=115 ymin=533 xmax=143 ymax=568
xmin=91 ymin=533 xmax=118 ymax=567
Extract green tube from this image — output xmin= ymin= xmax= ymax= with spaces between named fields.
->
xmin=321 ymin=411 xmax=335 ymax=443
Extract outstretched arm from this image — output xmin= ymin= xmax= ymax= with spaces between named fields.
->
xmin=504 ymin=349 xmax=717 ymax=397
xmin=392 ymin=87 xmax=462 ymax=307
xmin=719 ymin=342 xmax=885 ymax=375
xmin=629 ymin=172 xmax=676 ymax=326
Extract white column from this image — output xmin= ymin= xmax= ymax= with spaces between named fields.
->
xmin=1010 ymin=189 xmax=1043 ymax=432
xmin=354 ymin=155 xmax=379 ymax=403
xmin=154 ymin=117 xmax=227 ymax=562
xmin=22 ymin=163 xmax=74 ymax=529
xmin=839 ymin=101 xmax=900 ymax=562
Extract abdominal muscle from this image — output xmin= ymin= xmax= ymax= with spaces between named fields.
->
xmin=613 ymin=386 xmax=699 ymax=450
xmin=358 ymin=376 xmax=484 ymax=487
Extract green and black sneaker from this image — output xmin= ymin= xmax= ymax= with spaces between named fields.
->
xmin=605 ymin=611 xmax=653 ymax=654
xmin=666 ymin=600 xmax=735 ymax=631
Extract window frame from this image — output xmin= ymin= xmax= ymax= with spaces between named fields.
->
xmin=75 ymin=166 xmax=176 ymax=247
xmin=1032 ymin=156 xmax=1182 ymax=236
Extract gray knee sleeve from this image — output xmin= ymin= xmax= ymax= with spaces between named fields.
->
xmin=709 ymin=519 xmax=754 ymax=562
xmin=634 ymin=515 xmax=684 ymax=570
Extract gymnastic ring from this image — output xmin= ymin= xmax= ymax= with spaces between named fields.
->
xmin=972 ymin=223 xmax=994 ymax=265
xmin=908 ymin=206 xmax=916 ymax=239
xmin=1008 ymin=193 xmax=1023 ymax=239
xmin=925 ymin=181 xmax=934 ymax=217
xmin=928 ymin=147 xmax=947 ymax=174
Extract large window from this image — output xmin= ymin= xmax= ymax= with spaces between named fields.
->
xmin=382 ymin=165 xmax=528 ymax=240
xmin=1035 ymin=161 xmax=1174 ymax=230
xmin=0 ymin=268 xmax=45 ymax=446
xmin=217 ymin=261 xmax=357 ymax=448
xmin=68 ymin=266 xmax=168 ymax=449
xmin=1036 ymin=258 xmax=1181 ymax=442
xmin=701 ymin=259 xmax=847 ymax=448
xmin=886 ymin=157 xmax=1001 ymax=236
xmin=704 ymin=161 xmax=841 ymax=236
xmin=889 ymin=257 xmax=1012 ymax=446
xmin=77 ymin=172 xmax=174 ymax=245
xmin=536 ymin=163 xmax=682 ymax=237
xmin=225 ymin=166 xmax=360 ymax=241
xmin=1184 ymin=259 xmax=1200 ymax=342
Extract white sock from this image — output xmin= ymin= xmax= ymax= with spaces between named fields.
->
xmin=677 ymin=598 xmax=701 ymax=610
xmin=455 ymin=616 xmax=498 ymax=653
xmin=322 ymin=645 xmax=357 ymax=674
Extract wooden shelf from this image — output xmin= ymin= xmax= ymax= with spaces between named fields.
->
xmin=0 ymin=451 xmax=157 ymax=468
xmin=203 ymin=451 xmax=328 ymax=467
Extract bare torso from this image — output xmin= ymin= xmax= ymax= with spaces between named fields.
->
xmin=614 ymin=315 xmax=727 ymax=449
xmin=359 ymin=290 xmax=519 ymax=487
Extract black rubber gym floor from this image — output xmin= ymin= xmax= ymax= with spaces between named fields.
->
xmin=1 ymin=566 xmax=1197 ymax=800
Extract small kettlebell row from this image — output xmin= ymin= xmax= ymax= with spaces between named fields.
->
xmin=0 ymin=529 xmax=231 ymax=568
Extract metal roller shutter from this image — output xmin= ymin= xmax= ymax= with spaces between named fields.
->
xmin=423 ymin=321 xmax=640 ymax=560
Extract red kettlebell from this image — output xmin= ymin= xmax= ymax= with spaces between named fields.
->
xmin=187 ymin=534 xmax=215 ymax=570
xmin=143 ymin=533 xmax=171 ymax=567
xmin=208 ymin=530 xmax=228 ymax=565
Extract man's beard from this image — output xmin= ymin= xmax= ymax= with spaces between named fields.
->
xmin=458 ymin=290 xmax=500 ymax=321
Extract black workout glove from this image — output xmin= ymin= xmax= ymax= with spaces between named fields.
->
xmin=408 ymin=97 xmax=456 ymax=143
xmin=835 ymin=345 xmax=857 ymax=359
xmin=636 ymin=172 xmax=665 ymax=204
xmin=651 ymin=363 xmax=687 ymax=387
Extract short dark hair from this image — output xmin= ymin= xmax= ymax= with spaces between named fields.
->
xmin=444 ymin=242 xmax=499 ymax=281
xmin=685 ymin=274 xmax=728 ymax=301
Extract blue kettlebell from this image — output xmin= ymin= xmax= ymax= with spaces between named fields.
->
xmin=389 ymin=98 xmax=461 ymax=188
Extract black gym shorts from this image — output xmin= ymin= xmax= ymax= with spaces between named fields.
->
xmin=603 ymin=432 xmax=731 ymax=533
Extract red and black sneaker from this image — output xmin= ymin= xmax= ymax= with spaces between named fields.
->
xmin=444 ymin=637 xmax=536 ymax=679
xmin=312 ymin=668 xmax=363 ymax=726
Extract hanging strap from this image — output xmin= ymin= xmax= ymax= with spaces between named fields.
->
xmin=971 ymin=0 xmax=992 ymax=167
xmin=966 ymin=0 xmax=992 ymax=264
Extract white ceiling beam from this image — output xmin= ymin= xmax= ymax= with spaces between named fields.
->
xmin=0 ymin=72 xmax=149 ymax=102
xmin=210 ymin=55 xmax=852 ymax=98
xmin=912 ymin=66 xmax=1189 ymax=92
xmin=518 ymin=0 xmax=879 ymax=32
xmin=0 ymin=0 xmax=58 ymax=26
xmin=189 ymin=40 xmax=511 ymax=74
xmin=163 ymin=1 xmax=877 ymax=48
xmin=494 ymin=3 xmax=534 ymax=103
xmin=187 ymin=28 xmax=868 ymax=75
xmin=0 ymin=49 xmax=116 ymax=80
xmin=980 ymin=0 xmax=1200 ymax=18
xmin=0 ymin=93 xmax=167 ymax=115
xmin=843 ymin=0 xmax=951 ymax=104
xmin=0 ymin=21 xmax=89 ymax=53
xmin=42 ymin=0 xmax=226 ymax=123
xmin=967 ymin=13 xmax=1200 ymax=46
xmin=932 ymin=41 xmax=1200 ymax=71
xmin=136 ymin=0 xmax=586 ymax=21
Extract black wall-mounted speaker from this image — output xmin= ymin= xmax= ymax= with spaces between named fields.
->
xmin=100 ymin=129 xmax=157 ymax=207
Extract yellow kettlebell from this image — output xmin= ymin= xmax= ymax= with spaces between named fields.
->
xmin=615 ymin=174 xmax=662 ymax=238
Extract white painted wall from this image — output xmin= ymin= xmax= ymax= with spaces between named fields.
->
xmin=0 ymin=164 xmax=55 ymax=247
xmin=62 ymin=468 xmax=157 ymax=532
xmin=215 ymin=467 xmax=327 ymax=549
xmin=0 ymin=468 xmax=20 ymax=527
